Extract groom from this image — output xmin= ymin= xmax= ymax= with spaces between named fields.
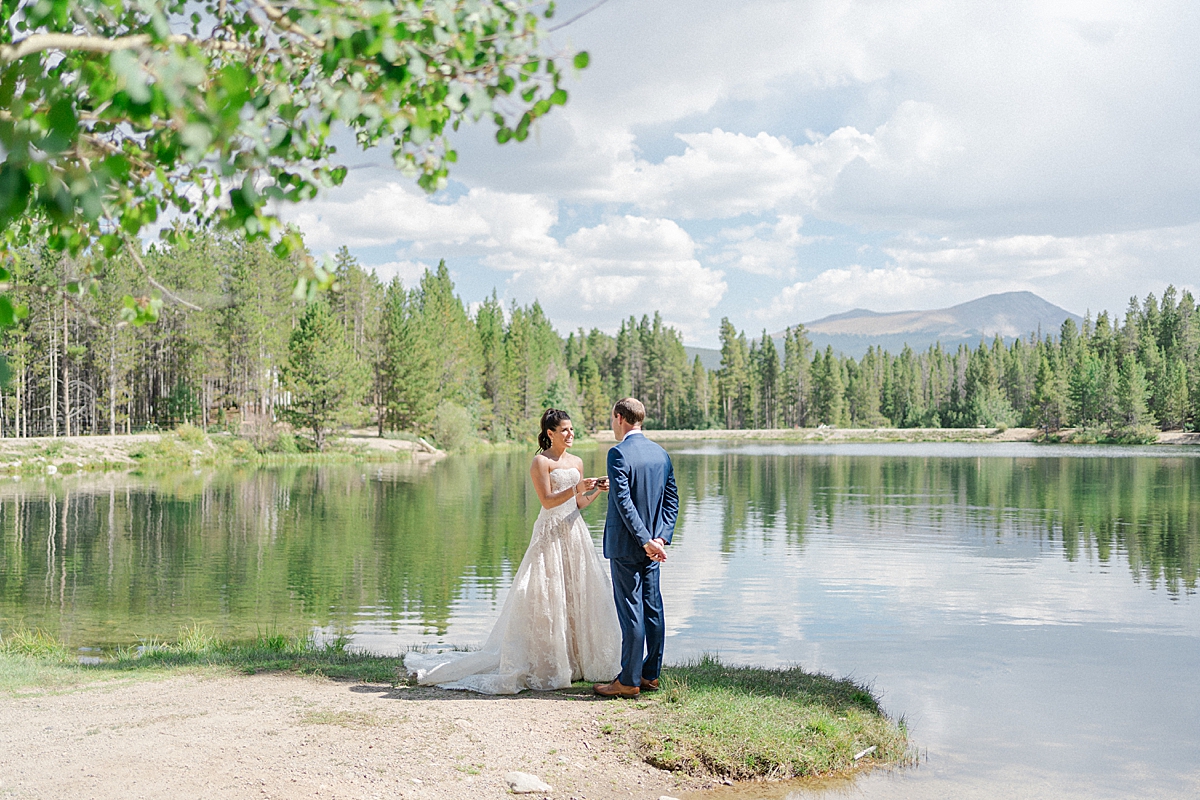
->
xmin=595 ymin=398 xmax=679 ymax=698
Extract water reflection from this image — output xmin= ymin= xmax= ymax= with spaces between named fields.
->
xmin=672 ymin=444 xmax=1200 ymax=596
xmin=0 ymin=449 xmax=613 ymax=648
xmin=1 ymin=444 xmax=1198 ymax=648
xmin=2 ymin=444 xmax=1199 ymax=797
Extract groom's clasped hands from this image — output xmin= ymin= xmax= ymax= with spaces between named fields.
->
xmin=577 ymin=474 xmax=667 ymax=564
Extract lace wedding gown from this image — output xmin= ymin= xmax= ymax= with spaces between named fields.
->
xmin=404 ymin=467 xmax=621 ymax=694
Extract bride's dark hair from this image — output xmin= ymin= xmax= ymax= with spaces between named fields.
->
xmin=538 ymin=408 xmax=572 ymax=452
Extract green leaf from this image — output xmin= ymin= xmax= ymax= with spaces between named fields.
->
xmin=47 ymin=97 xmax=76 ymax=138
xmin=0 ymin=163 xmax=32 ymax=229
xmin=0 ymin=295 xmax=18 ymax=328
xmin=574 ymin=51 xmax=590 ymax=69
xmin=110 ymin=49 xmax=147 ymax=102
xmin=181 ymin=123 xmax=213 ymax=152
xmin=514 ymin=113 xmax=531 ymax=142
xmin=119 ymin=295 xmax=162 ymax=326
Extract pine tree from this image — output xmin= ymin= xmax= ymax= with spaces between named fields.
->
xmin=781 ymin=326 xmax=812 ymax=427
xmin=475 ymin=292 xmax=507 ymax=440
xmin=418 ymin=261 xmax=483 ymax=412
xmin=577 ymin=353 xmax=609 ymax=431
xmin=717 ymin=318 xmax=750 ymax=428
xmin=849 ymin=346 xmax=886 ymax=426
xmin=280 ymin=302 xmax=370 ymax=451
xmin=754 ymin=330 xmax=781 ymax=428
xmin=378 ymin=279 xmax=437 ymax=433
xmin=1031 ymin=351 xmax=1068 ymax=432
xmin=686 ymin=355 xmax=711 ymax=429
xmin=1115 ymin=355 xmax=1153 ymax=430
xmin=812 ymin=346 xmax=845 ymax=426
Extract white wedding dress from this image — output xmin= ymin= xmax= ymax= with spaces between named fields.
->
xmin=404 ymin=467 xmax=621 ymax=694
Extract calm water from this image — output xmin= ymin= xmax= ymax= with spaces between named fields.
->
xmin=2 ymin=443 xmax=1199 ymax=798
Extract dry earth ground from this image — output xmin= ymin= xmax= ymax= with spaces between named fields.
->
xmin=0 ymin=672 xmax=707 ymax=800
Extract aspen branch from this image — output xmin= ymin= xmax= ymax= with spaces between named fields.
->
xmin=249 ymin=0 xmax=325 ymax=48
xmin=121 ymin=236 xmax=203 ymax=312
xmin=0 ymin=32 xmax=252 ymax=63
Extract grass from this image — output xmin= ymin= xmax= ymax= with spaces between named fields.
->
xmin=0 ymin=624 xmax=401 ymax=693
xmin=1044 ymin=424 xmax=1160 ymax=445
xmin=628 ymin=654 xmax=911 ymax=780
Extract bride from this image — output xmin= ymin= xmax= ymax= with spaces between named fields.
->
xmin=404 ymin=409 xmax=622 ymax=694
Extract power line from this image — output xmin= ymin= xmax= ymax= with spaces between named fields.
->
xmin=548 ymin=0 xmax=613 ymax=33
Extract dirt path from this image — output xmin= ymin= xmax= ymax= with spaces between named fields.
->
xmin=0 ymin=673 xmax=705 ymax=800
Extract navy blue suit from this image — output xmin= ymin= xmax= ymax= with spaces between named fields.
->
xmin=604 ymin=431 xmax=678 ymax=686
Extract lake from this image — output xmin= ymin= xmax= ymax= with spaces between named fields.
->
xmin=1 ymin=442 xmax=1198 ymax=798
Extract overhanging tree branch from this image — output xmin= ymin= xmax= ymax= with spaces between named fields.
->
xmin=0 ymin=32 xmax=251 ymax=63
xmin=121 ymin=235 xmax=203 ymax=312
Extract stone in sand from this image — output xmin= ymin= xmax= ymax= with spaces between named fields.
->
xmin=505 ymin=771 xmax=553 ymax=793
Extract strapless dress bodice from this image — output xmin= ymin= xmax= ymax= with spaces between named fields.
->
xmin=541 ymin=467 xmax=581 ymax=522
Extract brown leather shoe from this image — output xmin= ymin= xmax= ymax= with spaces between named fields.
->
xmin=640 ymin=678 xmax=660 ymax=691
xmin=593 ymin=679 xmax=640 ymax=698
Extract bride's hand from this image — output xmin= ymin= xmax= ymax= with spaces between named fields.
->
xmin=577 ymin=478 xmax=598 ymax=495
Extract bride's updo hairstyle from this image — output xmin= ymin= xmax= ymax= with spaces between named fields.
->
xmin=538 ymin=408 xmax=572 ymax=452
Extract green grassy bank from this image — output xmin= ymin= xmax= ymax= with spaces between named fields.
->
xmin=0 ymin=625 xmax=397 ymax=694
xmin=4 ymin=626 xmax=909 ymax=781
xmin=629 ymin=655 xmax=910 ymax=779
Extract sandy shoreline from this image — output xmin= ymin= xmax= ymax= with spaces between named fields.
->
xmin=0 ymin=430 xmax=440 ymax=474
xmin=0 ymin=426 xmax=1195 ymax=475
xmin=594 ymin=427 xmax=1200 ymax=445
xmin=0 ymin=671 xmax=708 ymax=800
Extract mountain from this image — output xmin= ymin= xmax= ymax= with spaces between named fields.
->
xmin=684 ymin=292 xmax=1082 ymax=366
xmin=790 ymin=291 xmax=1082 ymax=358
xmin=684 ymin=345 xmax=723 ymax=371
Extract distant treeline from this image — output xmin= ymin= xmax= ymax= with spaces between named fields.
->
xmin=1 ymin=230 xmax=1196 ymax=445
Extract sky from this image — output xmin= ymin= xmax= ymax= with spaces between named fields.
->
xmin=281 ymin=0 xmax=1200 ymax=348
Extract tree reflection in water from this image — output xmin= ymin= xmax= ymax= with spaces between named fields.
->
xmin=1 ymin=446 xmax=1195 ymax=649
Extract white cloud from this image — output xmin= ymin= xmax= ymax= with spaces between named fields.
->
xmin=276 ymin=0 xmax=1200 ymax=345
xmin=598 ymin=128 xmax=876 ymax=220
xmin=491 ymin=215 xmax=727 ymax=339
xmin=759 ymin=223 xmax=1200 ymax=327
xmin=370 ymin=259 xmax=432 ymax=288
xmin=285 ymin=175 xmax=557 ymax=255
xmin=285 ymin=170 xmax=727 ymax=337
xmin=530 ymin=0 xmax=1200 ymax=235
xmin=708 ymin=215 xmax=820 ymax=278
xmin=765 ymin=264 xmax=942 ymax=324
xmin=881 ymin=225 xmax=1200 ymax=314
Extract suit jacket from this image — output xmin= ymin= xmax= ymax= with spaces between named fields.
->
xmin=603 ymin=432 xmax=679 ymax=562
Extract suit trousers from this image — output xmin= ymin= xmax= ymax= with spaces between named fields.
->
xmin=609 ymin=557 xmax=664 ymax=687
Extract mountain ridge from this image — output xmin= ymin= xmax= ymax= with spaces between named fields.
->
xmin=685 ymin=291 xmax=1082 ymax=367
xmin=783 ymin=291 xmax=1080 ymax=341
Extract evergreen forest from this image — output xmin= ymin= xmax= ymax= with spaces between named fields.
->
xmin=2 ymin=231 xmax=1198 ymax=447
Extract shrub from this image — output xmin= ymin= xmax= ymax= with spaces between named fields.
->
xmin=1108 ymin=423 xmax=1159 ymax=445
xmin=272 ymin=431 xmax=301 ymax=454
xmin=431 ymin=401 xmax=478 ymax=452
xmin=174 ymin=423 xmax=206 ymax=446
